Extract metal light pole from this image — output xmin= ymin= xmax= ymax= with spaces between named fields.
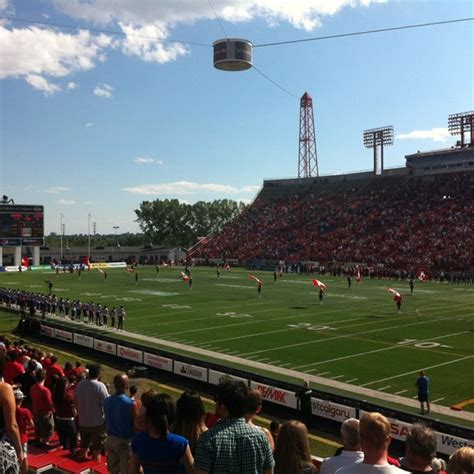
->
xmin=113 ymin=226 xmax=120 ymax=247
xmin=60 ymin=213 xmax=64 ymax=261
xmin=87 ymin=213 xmax=92 ymax=261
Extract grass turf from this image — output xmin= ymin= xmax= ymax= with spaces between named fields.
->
xmin=1 ymin=265 xmax=473 ymax=421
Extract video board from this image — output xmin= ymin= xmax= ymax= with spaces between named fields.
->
xmin=0 ymin=205 xmax=44 ymax=246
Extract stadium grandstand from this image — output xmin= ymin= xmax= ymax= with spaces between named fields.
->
xmin=195 ymin=146 xmax=474 ymax=277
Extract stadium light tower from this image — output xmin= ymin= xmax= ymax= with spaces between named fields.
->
xmin=298 ymin=92 xmax=319 ymax=178
xmin=60 ymin=213 xmax=65 ymax=261
xmin=363 ymin=126 xmax=394 ymax=175
xmin=448 ymin=111 xmax=474 ymax=147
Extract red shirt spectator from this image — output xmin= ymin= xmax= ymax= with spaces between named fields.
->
xmin=4 ymin=352 xmax=25 ymax=384
xmin=16 ymin=405 xmax=33 ymax=444
xmin=31 ymin=380 xmax=54 ymax=416
xmin=72 ymin=361 xmax=86 ymax=378
xmin=45 ymin=356 xmax=64 ymax=386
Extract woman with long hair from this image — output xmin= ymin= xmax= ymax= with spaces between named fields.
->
xmin=172 ymin=391 xmax=207 ymax=454
xmin=274 ymin=420 xmax=317 ymax=474
xmin=130 ymin=394 xmax=193 ymax=474
xmin=0 ymin=358 xmax=27 ymax=473
xmin=52 ymin=377 xmax=77 ymax=456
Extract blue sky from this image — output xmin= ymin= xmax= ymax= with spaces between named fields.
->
xmin=0 ymin=0 xmax=473 ymax=234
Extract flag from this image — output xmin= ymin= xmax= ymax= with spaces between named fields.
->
xmin=418 ymin=271 xmax=427 ymax=281
xmin=248 ymin=274 xmax=264 ymax=285
xmin=385 ymin=287 xmax=401 ymax=298
xmin=181 ymin=271 xmax=190 ymax=282
xmin=312 ymin=279 xmax=327 ymax=290
xmin=355 ymin=266 xmax=361 ymax=283
xmin=21 ymin=257 xmax=29 ymax=268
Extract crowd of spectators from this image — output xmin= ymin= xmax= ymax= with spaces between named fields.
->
xmin=0 ymin=335 xmax=473 ymax=473
xmin=0 ymin=288 xmax=127 ymax=330
xmin=197 ymin=173 xmax=474 ymax=275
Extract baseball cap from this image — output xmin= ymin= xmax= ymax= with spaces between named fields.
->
xmin=13 ymin=389 xmax=25 ymax=400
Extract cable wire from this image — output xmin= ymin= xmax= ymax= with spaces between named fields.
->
xmin=254 ymin=17 xmax=474 ymax=48
xmin=252 ymin=65 xmax=299 ymax=99
xmin=0 ymin=15 xmax=212 ymax=48
xmin=207 ymin=0 xmax=228 ymax=39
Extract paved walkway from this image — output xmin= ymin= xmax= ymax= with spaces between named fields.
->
xmin=45 ymin=314 xmax=473 ymax=424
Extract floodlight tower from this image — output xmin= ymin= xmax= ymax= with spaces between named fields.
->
xmin=363 ymin=126 xmax=394 ymax=175
xmin=298 ymin=92 xmax=319 ymax=178
xmin=448 ymin=111 xmax=474 ymax=147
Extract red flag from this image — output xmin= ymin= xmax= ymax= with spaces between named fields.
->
xmin=248 ymin=274 xmax=264 ymax=285
xmin=21 ymin=257 xmax=30 ymax=268
xmin=312 ymin=279 xmax=327 ymax=290
xmin=418 ymin=271 xmax=427 ymax=281
xmin=385 ymin=287 xmax=401 ymax=298
xmin=181 ymin=271 xmax=190 ymax=282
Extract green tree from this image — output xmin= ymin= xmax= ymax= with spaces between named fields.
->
xmin=135 ymin=199 xmax=247 ymax=247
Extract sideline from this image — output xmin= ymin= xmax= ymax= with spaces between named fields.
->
xmin=42 ymin=313 xmax=474 ymax=423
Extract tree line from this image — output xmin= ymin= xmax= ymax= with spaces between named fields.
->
xmin=134 ymin=199 xmax=247 ymax=247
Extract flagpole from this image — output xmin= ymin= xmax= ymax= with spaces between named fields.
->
xmin=88 ymin=213 xmax=91 ymax=261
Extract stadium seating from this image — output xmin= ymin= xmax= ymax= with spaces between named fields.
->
xmin=197 ymin=172 xmax=474 ymax=274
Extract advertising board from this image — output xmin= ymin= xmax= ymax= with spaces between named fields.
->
xmin=94 ymin=339 xmax=117 ymax=355
xmin=250 ymin=381 xmax=297 ymax=409
xmin=117 ymin=345 xmax=143 ymax=363
xmin=73 ymin=333 xmax=94 ymax=348
xmin=174 ymin=362 xmax=207 ymax=382
xmin=54 ymin=328 xmax=73 ymax=342
xmin=143 ymin=353 xmax=173 ymax=372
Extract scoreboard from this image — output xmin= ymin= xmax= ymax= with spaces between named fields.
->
xmin=0 ymin=205 xmax=44 ymax=246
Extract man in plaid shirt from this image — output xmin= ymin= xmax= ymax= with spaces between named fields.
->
xmin=194 ymin=380 xmax=274 ymax=474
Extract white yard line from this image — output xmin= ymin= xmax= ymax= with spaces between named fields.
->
xmin=378 ymin=386 xmax=391 ymax=391
xmin=240 ymin=316 xmax=451 ymax=357
xmin=395 ymin=389 xmax=408 ymax=395
xmin=361 ymin=356 xmax=473 ymax=387
xmin=331 ymin=375 xmax=345 ymax=380
xmin=279 ymin=362 xmax=293 ymax=367
xmin=267 ymin=360 xmax=281 ymax=365
xmin=318 ymin=371 xmax=330 ymax=376
xmin=292 ymin=331 xmax=469 ymax=370
xmin=431 ymin=397 xmax=445 ymax=403
xmin=346 ymin=378 xmax=359 ymax=383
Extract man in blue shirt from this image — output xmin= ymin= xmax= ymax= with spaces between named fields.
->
xmin=104 ymin=374 xmax=138 ymax=473
xmin=415 ymin=371 xmax=430 ymax=415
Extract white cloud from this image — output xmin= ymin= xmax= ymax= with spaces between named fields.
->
xmin=0 ymin=0 xmax=10 ymax=12
xmin=134 ymin=156 xmax=163 ymax=164
xmin=57 ymin=199 xmax=76 ymax=205
xmin=25 ymin=74 xmax=61 ymax=94
xmin=396 ymin=128 xmax=451 ymax=143
xmin=119 ymin=22 xmax=188 ymax=64
xmin=52 ymin=0 xmax=379 ymax=32
xmin=122 ymin=181 xmax=259 ymax=196
xmin=94 ymin=83 xmax=113 ymax=98
xmin=67 ymin=81 xmax=78 ymax=89
xmin=85 ymin=122 xmax=94 ymax=127
xmin=42 ymin=186 xmax=72 ymax=194
xmin=0 ymin=26 xmax=112 ymax=81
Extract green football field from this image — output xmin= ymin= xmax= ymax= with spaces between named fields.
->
xmin=1 ymin=265 xmax=473 ymax=419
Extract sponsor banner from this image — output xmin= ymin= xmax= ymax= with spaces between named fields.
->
xmin=54 ymin=328 xmax=73 ymax=342
xmin=94 ymin=339 xmax=117 ymax=355
xmin=90 ymin=263 xmax=112 ymax=269
xmin=0 ymin=239 xmax=21 ymax=247
xmin=174 ymin=362 xmax=207 ymax=382
xmin=4 ymin=266 xmax=28 ymax=272
xmin=73 ymin=333 xmax=94 ymax=349
xmin=40 ymin=325 xmax=54 ymax=337
xmin=30 ymin=265 xmax=52 ymax=271
xmin=108 ymin=262 xmax=127 ymax=268
xmin=118 ymin=345 xmax=143 ymax=363
xmin=208 ymin=259 xmax=224 ymax=265
xmin=22 ymin=238 xmax=44 ymax=246
xmin=250 ymin=381 xmax=297 ymax=409
xmin=311 ymin=398 xmax=356 ymax=422
xmin=208 ymin=369 xmax=248 ymax=386
xmin=359 ymin=411 xmax=473 ymax=455
xmin=143 ymin=353 xmax=173 ymax=372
